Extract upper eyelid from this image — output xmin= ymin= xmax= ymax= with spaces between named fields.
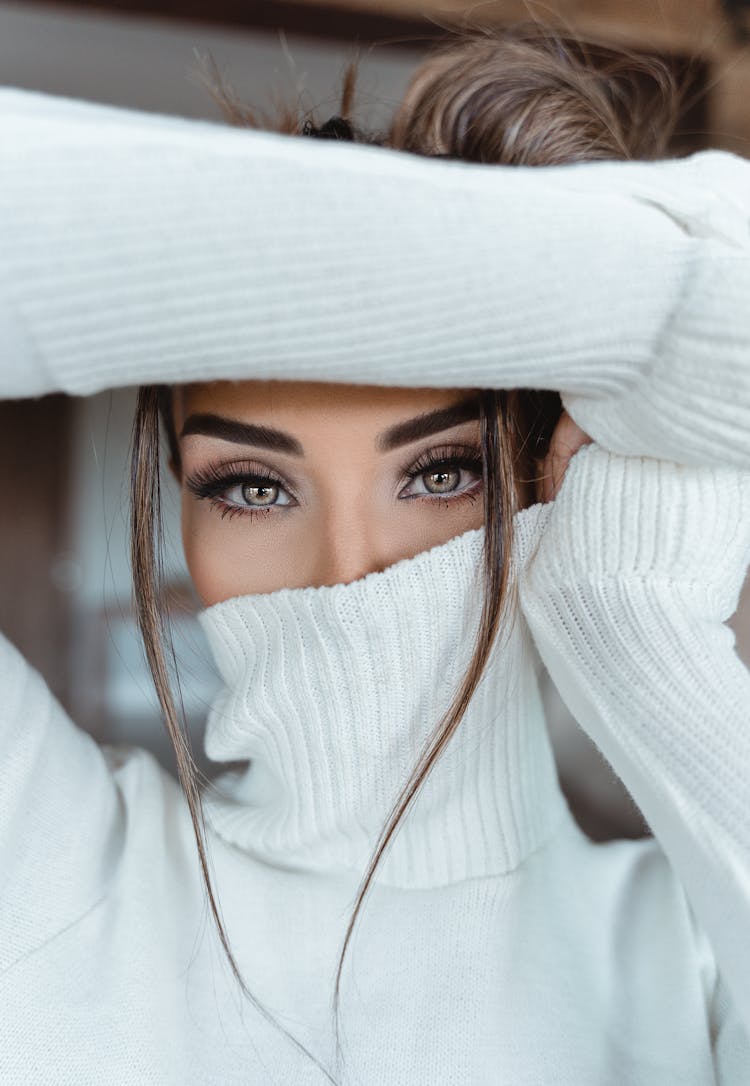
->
xmin=185 ymin=457 xmax=291 ymax=487
xmin=187 ymin=442 xmax=481 ymax=474
xmin=403 ymin=442 xmax=483 ymax=472
xmin=391 ymin=424 xmax=481 ymax=458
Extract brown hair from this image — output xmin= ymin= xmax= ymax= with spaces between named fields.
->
xmin=130 ymin=20 xmax=691 ymax=1078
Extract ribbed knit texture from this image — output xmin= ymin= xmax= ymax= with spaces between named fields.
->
xmin=198 ymin=512 xmax=565 ymax=887
xmin=0 ymin=85 xmax=748 ymax=467
xmin=0 ymin=87 xmax=749 ymax=1083
xmin=519 ymin=445 xmax=750 ymax=1033
xmin=3 ymin=450 xmax=750 ymax=1082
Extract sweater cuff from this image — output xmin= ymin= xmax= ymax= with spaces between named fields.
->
xmin=524 ymin=443 xmax=750 ymax=622
xmin=561 ymin=247 xmax=750 ymax=470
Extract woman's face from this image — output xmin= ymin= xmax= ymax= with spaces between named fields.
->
xmin=172 ymin=380 xmax=485 ymax=606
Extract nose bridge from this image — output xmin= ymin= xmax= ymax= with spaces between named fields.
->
xmin=315 ymin=501 xmax=390 ymax=586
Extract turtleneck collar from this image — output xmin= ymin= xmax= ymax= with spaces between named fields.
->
xmin=197 ymin=502 xmax=570 ymax=889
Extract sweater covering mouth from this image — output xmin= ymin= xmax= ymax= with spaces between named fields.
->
xmin=197 ymin=503 xmax=569 ymax=888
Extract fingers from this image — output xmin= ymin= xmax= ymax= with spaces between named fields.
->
xmin=535 ymin=410 xmax=594 ymax=504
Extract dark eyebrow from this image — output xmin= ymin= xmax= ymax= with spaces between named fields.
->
xmin=377 ymin=394 xmax=481 ymax=452
xmin=179 ymin=414 xmax=304 ymax=456
xmin=179 ymin=393 xmax=481 ymax=457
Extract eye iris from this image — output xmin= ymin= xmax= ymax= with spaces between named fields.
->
xmin=424 ymin=466 xmax=460 ymax=494
xmin=241 ymin=482 xmax=278 ymax=506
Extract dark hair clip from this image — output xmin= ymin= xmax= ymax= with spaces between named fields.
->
xmin=302 ymin=115 xmax=355 ymax=141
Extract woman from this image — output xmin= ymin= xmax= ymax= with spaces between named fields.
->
xmin=1 ymin=22 xmax=749 ymax=1085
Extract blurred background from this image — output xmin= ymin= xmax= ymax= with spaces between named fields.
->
xmin=1 ymin=0 xmax=749 ymax=843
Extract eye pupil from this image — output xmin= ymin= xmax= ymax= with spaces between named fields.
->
xmin=241 ymin=482 xmax=278 ymax=506
xmin=424 ymin=467 xmax=460 ymax=494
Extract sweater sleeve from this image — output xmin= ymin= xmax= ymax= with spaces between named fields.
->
xmin=517 ymin=443 xmax=750 ymax=1062
xmin=0 ymin=85 xmax=748 ymax=469
xmin=0 ymin=630 xmax=125 ymax=975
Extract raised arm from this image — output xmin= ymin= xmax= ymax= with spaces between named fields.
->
xmin=518 ymin=443 xmax=750 ymax=1062
xmin=0 ymin=86 xmax=747 ymax=467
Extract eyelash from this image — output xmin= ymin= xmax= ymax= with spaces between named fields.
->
xmin=185 ymin=460 xmax=290 ymax=522
xmin=184 ymin=442 xmax=484 ymax=522
xmin=401 ymin=443 xmax=484 ymax=502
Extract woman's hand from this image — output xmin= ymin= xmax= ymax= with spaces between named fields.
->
xmin=535 ymin=410 xmax=594 ymax=504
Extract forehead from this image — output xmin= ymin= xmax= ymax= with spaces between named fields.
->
xmin=173 ymin=379 xmax=479 ymax=425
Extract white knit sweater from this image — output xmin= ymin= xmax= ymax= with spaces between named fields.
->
xmin=0 ymin=87 xmax=749 ymax=1085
